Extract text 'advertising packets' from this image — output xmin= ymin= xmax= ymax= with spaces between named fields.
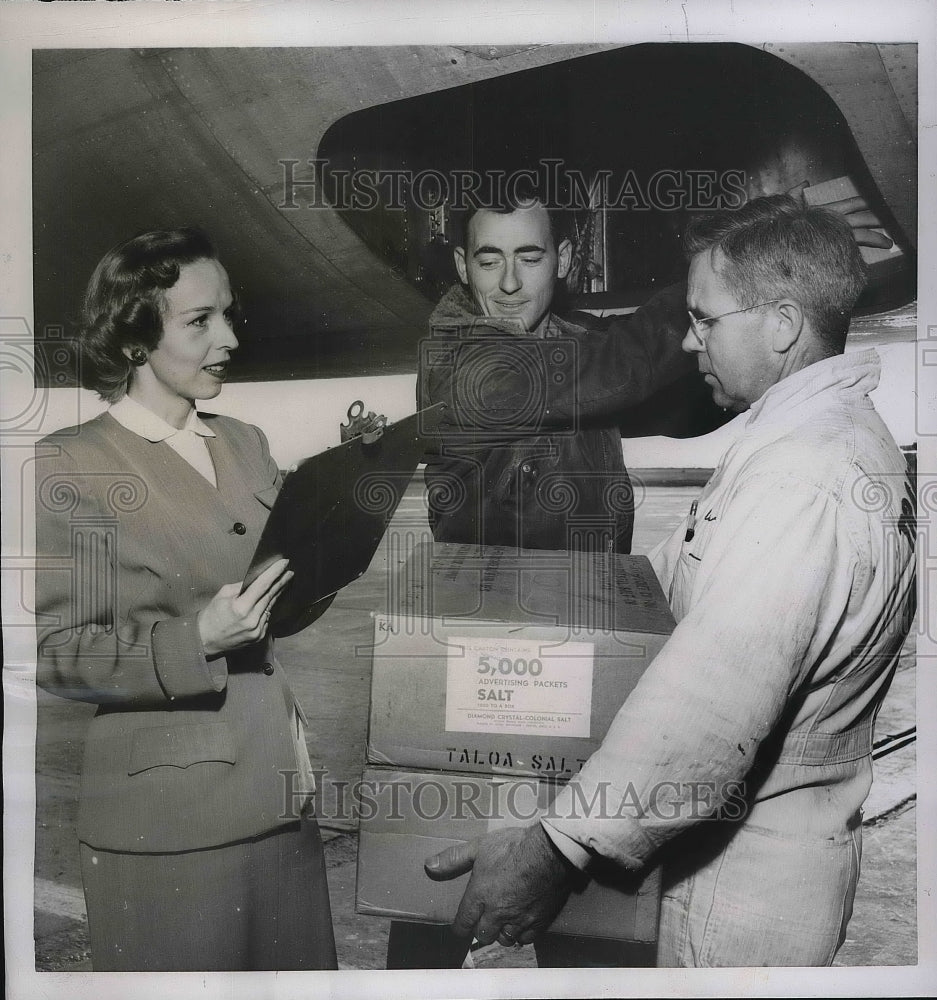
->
xmin=366 ymin=543 xmax=675 ymax=780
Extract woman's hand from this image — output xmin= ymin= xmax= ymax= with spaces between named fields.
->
xmin=197 ymin=558 xmax=293 ymax=658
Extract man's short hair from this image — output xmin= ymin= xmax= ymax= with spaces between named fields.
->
xmin=684 ymin=194 xmax=867 ymax=353
xmin=460 ymin=174 xmax=569 ymax=249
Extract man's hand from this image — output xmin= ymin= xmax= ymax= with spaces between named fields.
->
xmin=786 ymin=180 xmax=894 ymax=250
xmin=424 ymin=823 xmax=581 ymax=946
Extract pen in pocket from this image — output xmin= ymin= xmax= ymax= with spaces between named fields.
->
xmin=684 ymin=500 xmax=699 ymax=543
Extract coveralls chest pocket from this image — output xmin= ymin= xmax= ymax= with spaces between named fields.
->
xmin=669 ymin=493 xmax=719 ymax=617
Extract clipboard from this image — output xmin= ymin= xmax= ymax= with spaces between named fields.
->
xmin=242 ymin=403 xmax=445 ymax=637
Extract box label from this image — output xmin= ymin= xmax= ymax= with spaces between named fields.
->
xmin=445 ymin=635 xmax=594 ymax=737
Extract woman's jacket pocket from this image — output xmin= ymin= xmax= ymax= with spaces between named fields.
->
xmin=128 ymin=722 xmax=237 ymax=775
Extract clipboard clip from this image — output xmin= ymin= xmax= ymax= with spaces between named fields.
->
xmin=340 ymin=399 xmax=388 ymax=444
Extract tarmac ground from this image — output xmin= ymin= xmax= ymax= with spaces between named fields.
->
xmin=31 ymin=479 xmax=918 ymax=971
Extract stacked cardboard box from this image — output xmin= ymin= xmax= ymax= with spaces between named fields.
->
xmin=356 ymin=542 xmax=675 ymax=941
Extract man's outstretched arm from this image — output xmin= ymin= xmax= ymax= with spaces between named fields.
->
xmin=419 ymin=283 xmax=693 ymax=443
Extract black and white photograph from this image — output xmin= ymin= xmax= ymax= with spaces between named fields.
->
xmin=2 ymin=2 xmax=935 ymax=998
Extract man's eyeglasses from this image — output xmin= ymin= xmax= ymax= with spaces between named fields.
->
xmin=686 ymin=299 xmax=780 ymax=346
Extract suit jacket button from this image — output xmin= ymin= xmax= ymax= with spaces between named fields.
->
xmin=233 ymin=522 xmax=247 ymax=535
xmin=263 ymin=662 xmax=275 ymax=675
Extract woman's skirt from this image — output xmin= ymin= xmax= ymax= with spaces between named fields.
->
xmin=79 ymin=809 xmax=337 ymax=971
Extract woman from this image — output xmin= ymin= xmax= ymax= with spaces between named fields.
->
xmin=34 ymin=229 xmax=337 ymax=971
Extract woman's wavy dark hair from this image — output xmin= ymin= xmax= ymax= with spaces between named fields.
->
xmin=78 ymin=228 xmax=217 ymax=402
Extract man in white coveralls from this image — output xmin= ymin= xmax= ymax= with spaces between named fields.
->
xmin=425 ymin=193 xmax=916 ymax=967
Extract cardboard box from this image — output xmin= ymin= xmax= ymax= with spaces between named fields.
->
xmin=367 ymin=543 xmax=674 ymax=778
xmin=355 ymin=767 xmax=660 ymax=942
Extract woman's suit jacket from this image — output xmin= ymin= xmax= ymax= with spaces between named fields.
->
xmin=35 ymin=412 xmax=308 ymax=853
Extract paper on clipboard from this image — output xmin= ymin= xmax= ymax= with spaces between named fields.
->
xmin=241 ymin=403 xmax=445 ymax=637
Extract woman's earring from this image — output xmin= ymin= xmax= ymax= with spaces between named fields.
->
xmin=129 ymin=348 xmax=148 ymax=366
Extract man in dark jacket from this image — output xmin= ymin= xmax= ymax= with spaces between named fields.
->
xmin=396 ymin=190 xmax=694 ymax=971
xmin=423 ymin=192 xmax=913 ymax=970
xmin=418 ymin=193 xmax=693 ymax=554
